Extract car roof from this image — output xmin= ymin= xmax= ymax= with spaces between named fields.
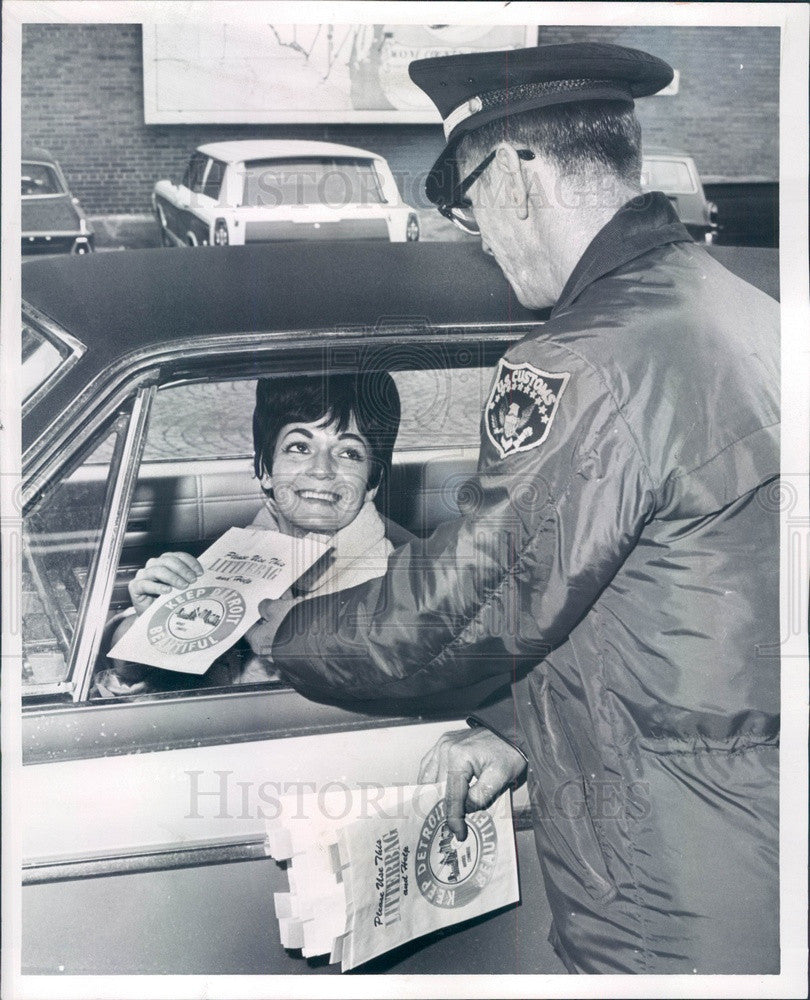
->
xmin=21 ymin=242 xmax=543 ymax=451
xmin=642 ymin=148 xmax=692 ymax=160
xmin=21 ymin=242 xmax=780 ymax=457
xmin=196 ymin=140 xmax=384 ymax=163
xmin=22 ymin=147 xmax=58 ymax=164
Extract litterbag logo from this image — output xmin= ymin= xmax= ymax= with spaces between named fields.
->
xmin=148 ymin=586 xmax=246 ymax=655
xmin=415 ymin=800 xmax=498 ymax=908
xmin=485 ymin=358 xmax=570 ymax=458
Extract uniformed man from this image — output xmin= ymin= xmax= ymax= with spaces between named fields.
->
xmin=253 ymin=42 xmax=780 ymax=974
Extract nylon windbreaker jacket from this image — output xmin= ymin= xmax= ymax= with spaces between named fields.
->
xmin=272 ymin=193 xmax=780 ymax=974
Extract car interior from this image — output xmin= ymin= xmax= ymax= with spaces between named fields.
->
xmin=22 ymin=366 xmax=497 ymax=706
xmin=21 ymin=162 xmax=62 ymax=197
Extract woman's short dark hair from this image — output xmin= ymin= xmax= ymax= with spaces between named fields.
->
xmin=458 ymin=99 xmax=642 ymax=187
xmin=253 ymin=371 xmax=401 ymax=495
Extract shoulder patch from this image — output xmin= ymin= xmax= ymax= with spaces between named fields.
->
xmin=484 ymin=359 xmax=570 ymax=459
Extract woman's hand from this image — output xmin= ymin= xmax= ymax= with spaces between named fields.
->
xmin=128 ymin=551 xmax=203 ymax=615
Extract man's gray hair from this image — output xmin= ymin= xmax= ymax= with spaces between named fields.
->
xmin=457 ymin=100 xmax=643 ymax=187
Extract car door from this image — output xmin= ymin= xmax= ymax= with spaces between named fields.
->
xmin=20 ymin=344 xmax=563 ymax=976
xmin=156 ymin=152 xmax=211 ymax=246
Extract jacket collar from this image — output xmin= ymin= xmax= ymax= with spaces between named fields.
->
xmin=552 ymin=191 xmax=692 ymax=316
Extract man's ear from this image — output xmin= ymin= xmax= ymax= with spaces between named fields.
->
xmin=495 ymin=143 xmax=530 ymax=221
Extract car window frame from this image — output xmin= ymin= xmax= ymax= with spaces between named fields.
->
xmin=201 ymin=157 xmax=226 ymax=202
xmin=22 ymin=386 xmax=155 ymax=701
xmin=72 ymin=385 xmax=156 ymax=701
xmin=22 ymin=304 xmax=87 ymax=417
xmin=181 ymin=151 xmax=210 ymax=194
xmin=642 ymin=155 xmax=699 ymax=195
xmin=21 ymin=159 xmax=67 ymax=199
xmin=20 ymin=327 xmax=537 ymax=756
xmin=239 ymin=156 xmax=389 ymax=209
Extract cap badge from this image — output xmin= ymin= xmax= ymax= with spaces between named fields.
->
xmin=443 ymin=94 xmax=483 ymax=140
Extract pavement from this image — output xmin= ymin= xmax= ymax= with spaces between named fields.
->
xmin=91 ymin=214 xmax=161 ymax=250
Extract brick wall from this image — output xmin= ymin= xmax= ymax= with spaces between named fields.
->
xmin=21 ymin=23 xmax=447 ymax=214
xmin=539 ymin=25 xmax=780 ymax=181
xmin=21 ymin=23 xmax=779 ymax=215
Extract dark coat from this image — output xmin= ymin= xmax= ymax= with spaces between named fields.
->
xmin=272 ymin=193 xmax=780 ymax=974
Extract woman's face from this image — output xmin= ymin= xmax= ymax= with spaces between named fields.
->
xmin=264 ymin=413 xmax=376 ymax=536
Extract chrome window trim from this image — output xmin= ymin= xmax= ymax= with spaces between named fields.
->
xmin=22 ymin=228 xmax=84 ymax=236
xmin=21 ymin=807 xmax=534 ymax=884
xmin=22 ymin=320 xmax=542 ymax=494
xmin=22 ymin=835 xmax=269 ymax=885
xmin=201 ymin=157 xmax=227 ymax=202
xmin=22 ymin=414 xmax=130 ymax=700
xmin=23 ymin=678 xmax=505 ymax=761
xmin=23 ymin=367 xmax=160 ymax=511
xmin=22 ymin=304 xmax=87 ymax=418
xmin=71 ymin=386 xmax=156 ymax=702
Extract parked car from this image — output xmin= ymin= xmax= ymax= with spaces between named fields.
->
xmin=701 ymin=177 xmax=779 ymax=247
xmin=21 ymin=147 xmax=94 ymax=256
xmin=641 ymin=149 xmax=719 ymax=243
xmin=152 ymin=140 xmax=420 ymax=248
xmin=18 ymin=241 xmax=777 ymax=975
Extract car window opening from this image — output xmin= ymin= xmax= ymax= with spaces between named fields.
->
xmin=21 ymin=162 xmax=63 ymax=197
xmin=242 ymin=157 xmax=387 ymax=208
xmin=71 ymin=366 xmax=493 ymax=704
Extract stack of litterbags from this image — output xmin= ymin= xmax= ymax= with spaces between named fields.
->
xmin=265 ymin=781 xmax=519 ymax=971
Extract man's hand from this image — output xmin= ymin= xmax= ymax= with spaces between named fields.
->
xmin=418 ymin=727 xmax=527 ymax=841
xmin=245 ymin=593 xmax=296 ymax=658
xmin=128 ymin=551 xmax=203 ymax=615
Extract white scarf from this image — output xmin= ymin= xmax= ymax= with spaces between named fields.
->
xmin=243 ymin=499 xmax=394 ymax=661
xmin=250 ymin=498 xmax=393 ymax=595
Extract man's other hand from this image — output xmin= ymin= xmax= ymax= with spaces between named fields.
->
xmin=246 ymin=592 xmax=296 ymax=657
xmin=418 ymin=727 xmax=527 ymax=841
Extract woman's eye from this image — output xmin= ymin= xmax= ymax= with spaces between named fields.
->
xmin=285 ymin=441 xmax=310 ymax=455
xmin=340 ymin=448 xmax=365 ymax=462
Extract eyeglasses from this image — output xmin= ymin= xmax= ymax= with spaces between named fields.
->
xmin=438 ymin=148 xmax=536 ymax=236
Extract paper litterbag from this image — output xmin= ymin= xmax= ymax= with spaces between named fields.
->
xmin=265 ymin=782 xmax=519 ymax=972
xmin=109 ymin=526 xmax=329 ymax=673
xmin=335 ymin=783 xmax=519 ymax=970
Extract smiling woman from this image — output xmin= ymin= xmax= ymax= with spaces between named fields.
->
xmin=262 ymin=417 xmax=376 ymax=535
xmin=253 ymin=371 xmax=399 ymax=534
xmin=91 ymin=371 xmax=405 ymax=697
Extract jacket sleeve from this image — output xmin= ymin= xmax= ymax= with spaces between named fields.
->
xmin=467 ymin=683 xmax=531 ymax=761
xmin=271 ymin=340 xmax=656 ymax=702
